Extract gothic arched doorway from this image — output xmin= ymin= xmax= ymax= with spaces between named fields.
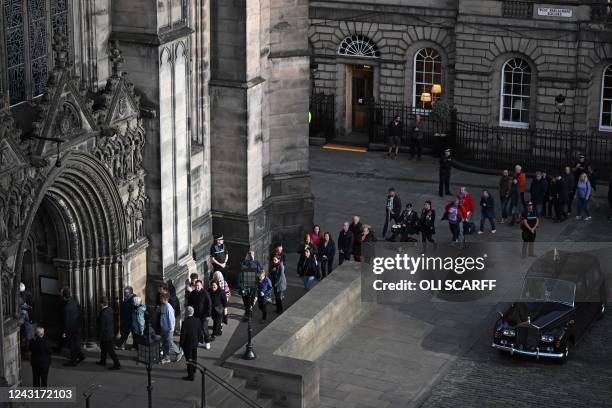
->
xmin=16 ymin=153 xmax=128 ymax=339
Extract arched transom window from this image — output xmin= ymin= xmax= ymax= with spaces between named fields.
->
xmin=337 ymin=35 xmax=379 ymax=58
xmin=413 ymin=48 xmax=442 ymax=109
xmin=600 ymin=64 xmax=612 ymax=131
xmin=500 ymin=58 xmax=531 ymax=128
xmin=3 ymin=0 xmax=70 ymax=106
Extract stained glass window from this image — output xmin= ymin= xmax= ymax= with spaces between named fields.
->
xmin=3 ymin=0 xmax=71 ymax=105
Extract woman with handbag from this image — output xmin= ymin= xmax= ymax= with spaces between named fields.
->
xmin=297 ymin=246 xmax=319 ymax=290
xmin=256 ymin=272 xmax=273 ymax=323
xmin=208 ymin=281 xmax=227 ymax=339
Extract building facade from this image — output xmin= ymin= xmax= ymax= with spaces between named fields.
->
xmin=309 ymin=0 xmax=612 ymax=141
xmin=0 ymin=0 xmax=312 ymax=385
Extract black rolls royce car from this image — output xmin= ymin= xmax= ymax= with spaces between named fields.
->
xmin=492 ymin=250 xmax=607 ymax=362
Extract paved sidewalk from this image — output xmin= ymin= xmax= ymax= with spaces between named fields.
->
xmin=309 ymin=146 xmax=611 ymax=408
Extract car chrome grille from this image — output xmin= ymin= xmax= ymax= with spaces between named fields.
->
xmin=517 ymin=326 xmax=539 ymax=348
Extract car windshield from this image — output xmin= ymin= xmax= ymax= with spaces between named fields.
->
xmin=520 ymin=277 xmax=575 ymax=306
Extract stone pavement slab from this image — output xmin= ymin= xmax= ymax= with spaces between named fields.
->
xmin=310 ymin=147 xmax=611 ymax=408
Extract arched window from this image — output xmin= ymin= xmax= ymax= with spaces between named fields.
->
xmin=500 ymin=58 xmax=531 ymax=128
xmin=413 ymin=48 xmax=442 ymax=109
xmin=600 ymin=64 xmax=612 ymax=131
xmin=3 ymin=0 xmax=70 ymax=106
xmin=338 ymin=35 xmax=379 ymax=58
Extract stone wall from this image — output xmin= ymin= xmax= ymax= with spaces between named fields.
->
xmin=225 ymin=261 xmax=373 ymax=408
xmin=308 ymin=0 xmax=612 ymax=135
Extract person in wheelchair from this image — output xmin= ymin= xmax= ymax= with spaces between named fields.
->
xmin=389 ymin=203 xmax=420 ymax=242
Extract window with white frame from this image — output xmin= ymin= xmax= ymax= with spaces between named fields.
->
xmin=413 ymin=48 xmax=442 ymax=110
xmin=600 ymin=64 xmax=612 ymax=131
xmin=500 ymin=58 xmax=531 ymax=128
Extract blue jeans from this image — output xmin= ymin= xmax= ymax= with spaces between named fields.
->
xmin=577 ymin=198 xmax=590 ymax=217
xmin=304 ymin=276 xmax=315 ymax=290
xmin=161 ymin=330 xmax=180 ymax=358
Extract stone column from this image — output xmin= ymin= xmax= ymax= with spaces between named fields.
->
xmin=209 ymin=0 xmax=314 ymax=274
xmin=209 ymin=0 xmax=268 ymax=276
xmin=264 ymin=0 xmax=314 ymax=252
xmin=111 ymin=0 xmax=197 ymax=300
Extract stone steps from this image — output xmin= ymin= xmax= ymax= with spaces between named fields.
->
xmin=184 ymin=365 xmax=274 ymax=408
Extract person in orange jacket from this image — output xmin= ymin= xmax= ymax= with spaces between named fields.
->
xmin=514 ymin=164 xmax=527 ymax=207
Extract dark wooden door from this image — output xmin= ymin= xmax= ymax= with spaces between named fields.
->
xmin=352 ymin=66 xmax=373 ymax=130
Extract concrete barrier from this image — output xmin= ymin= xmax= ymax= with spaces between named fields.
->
xmin=224 ymin=261 xmax=373 ymax=408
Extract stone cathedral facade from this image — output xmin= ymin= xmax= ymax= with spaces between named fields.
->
xmin=0 ymin=0 xmax=312 ymax=385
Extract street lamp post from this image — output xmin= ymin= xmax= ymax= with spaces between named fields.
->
xmin=240 ymin=267 xmax=258 ymax=360
xmin=136 ymin=317 xmax=160 ymax=408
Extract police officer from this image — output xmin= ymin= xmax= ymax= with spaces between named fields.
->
xmin=439 ymin=149 xmax=452 ymax=197
xmin=210 ymin=234 xmax=229 ymax=279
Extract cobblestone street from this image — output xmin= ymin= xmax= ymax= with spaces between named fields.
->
xmin=421 ymin=310 xmax=612 ymax=408
xmin=311 ymin=147 xmax=612 ymax=408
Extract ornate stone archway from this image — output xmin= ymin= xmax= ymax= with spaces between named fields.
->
xmin=0 ymin=41 xmax=148 ymax=384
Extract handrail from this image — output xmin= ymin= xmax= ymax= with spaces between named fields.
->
xmin=82 ymin=383 xmax=101 ymax=408
xmin=187 ymin=361 xmax=264 ymax=408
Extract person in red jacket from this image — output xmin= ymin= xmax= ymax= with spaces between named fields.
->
xmin=458 ymin=186 xmax=475 ymax=239
xmin=514 ymin=164 xmax=527 ymax=207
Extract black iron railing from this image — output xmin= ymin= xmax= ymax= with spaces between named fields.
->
xmin=188 ymin=361 xmax=264 ymax=408
xmin=452 ymin=120 xmax=612 ymax=176
xmin=368 ymin=101 xmax=453 ymax=155
xmin=502 ymin=0 xmax=533 ymax=18
xmin=309 ymin=92 xmax=335 ymax=141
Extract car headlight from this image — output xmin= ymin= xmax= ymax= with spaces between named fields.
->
xmin=541 ymin=334 xmax=555 ymax=343
xmin=502 ymin=329 xmax=515 ymax=337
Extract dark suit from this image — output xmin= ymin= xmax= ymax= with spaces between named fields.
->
xmin=180 ymin=316 xmax=202 ymax=380
xmin=337 ymin=230 xmax=354 ymax=265
xmin=61 ymin=297 xmax=84 ymax=363
xmin=187 ymin=289 xmax=212 ymax=343
xmin=29 ymin=336 xmax=52 ymax=387
xmin=98 ymin=306 xmax=120 ymax=367
xmin=382 ymin=194 xmax=402 ymax=238
xmin=318 ymin=240 xmax=336 ymax=278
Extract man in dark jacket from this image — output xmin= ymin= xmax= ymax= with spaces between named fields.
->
xmin=180 ymin=306 xmax=202 ymax=381
xmin=395 ymin=203 xmax=419 ymax=241
xmin=382 ymin=188 xmax=402 ymax=239
xmin=529 ymin=172 xmax=547 ymax=216
xmin=96 ymin=297 xmax=120 ymax=370
xmin=187 ymin=280 xmax=212 ymax=349
xmin=348 ymin=216 xmax=363 ymax=261
xmin=562 ymin=165 xmax=575 ymax=215
xmin=410 ymin=114 xmax=423 ymax=160
xmin=116 ymin=286 xmax=135 ymax=350
xmin=552 ymin=175 xmax=568 ymax=222
xmin=210 ymin=234 xmax=229 ymax=277
xmin=387 ymin=115 xmax=403 ymax=159
xmin=439 ymin=149 xmax=452 ymax=197
xmin=60 ymin=287 xmax=84 ymax=366
xmin=29 ymin=326 xmax=52 ymax=387
xmin=337 ymin=222 xmax=354 ymax=266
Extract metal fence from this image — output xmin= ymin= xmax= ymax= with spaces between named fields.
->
xmin=452 ymin=120 xmax=612 ymax=176
xmin=309 ymin=93 xmax=335 ymax=141
xmin=368 ymin=101 xmax=452 ymax=155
